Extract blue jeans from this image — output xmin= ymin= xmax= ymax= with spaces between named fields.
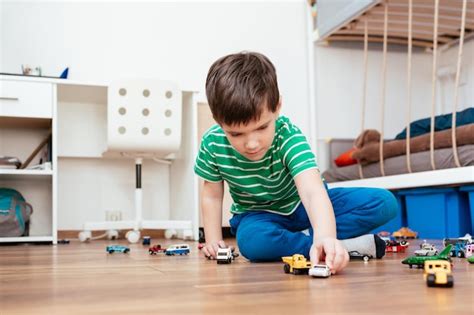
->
xmin=229 ymin=187 xmax=398 ymax=262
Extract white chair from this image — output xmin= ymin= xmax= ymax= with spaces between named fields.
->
xmin=79 ymin=79 xmax=193 ymax=243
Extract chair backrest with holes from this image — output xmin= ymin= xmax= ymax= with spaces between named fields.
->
xmin=107 ymin=80 xmax=182 ymax=157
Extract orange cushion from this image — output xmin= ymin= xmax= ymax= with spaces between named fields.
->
xmin=334 ymin=148 xmax=358 ymax=167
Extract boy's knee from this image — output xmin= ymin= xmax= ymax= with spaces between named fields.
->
xmin=373 ymin=189 xmax=398 ymax=225
xmin=236 ymin=222 xmax=284 ymax=262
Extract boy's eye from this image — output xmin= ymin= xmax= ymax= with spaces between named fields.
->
xmin=258 ymin=125 xmax=268 ymax=130
xmin=230 ymin=133 xmax=241 ymax=137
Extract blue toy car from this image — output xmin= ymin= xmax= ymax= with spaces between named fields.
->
xmin=165 ymin=244 xmax=190 ymax=256
xmin=450 ymin=242 xmax=467 ymax=258
xmin=106 ymin=245 xmax=130 ymax=254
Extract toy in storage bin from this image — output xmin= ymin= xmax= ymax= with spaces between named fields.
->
xmin=370 ymin=191 xmax=406 ymax=234
xmin=398 ymin=187 xmax=471 ymax=239
xmin=458 ymin=185 xmax=474 ymax=235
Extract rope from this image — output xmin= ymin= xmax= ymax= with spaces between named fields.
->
xmin=406 ymin=0 xmax=413 ymax=173
xmin=379 ymin=1 xmax=388 ymax=176
xmin=451 ymin=0 xmax=467 ymax=168
xmin=358 ymin=18 xmax=369 ymax=180
xmin=429 ymin=0 xmax=439 ymax=170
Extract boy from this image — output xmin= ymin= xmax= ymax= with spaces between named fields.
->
xmin=195 ymin=52 xmax=397 ymax=273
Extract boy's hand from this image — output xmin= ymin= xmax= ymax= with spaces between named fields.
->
xmin=202 ymin=240 xmax=232 ymax=260
xmin=310 ymin=237 xmax=349 ymax=274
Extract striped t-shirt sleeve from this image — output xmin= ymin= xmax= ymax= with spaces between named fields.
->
xmin=280 ymin=126 xmax=318 ymax=178
xmin=194 ymin=135 xmax=223 ymax=182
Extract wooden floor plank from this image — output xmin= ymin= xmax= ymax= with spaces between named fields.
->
xmin=0 ymin=239 xmax=473 ymax=314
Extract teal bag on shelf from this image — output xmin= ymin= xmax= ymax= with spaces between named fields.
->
xmin=0 ymin=188 xmax=33 ymax=237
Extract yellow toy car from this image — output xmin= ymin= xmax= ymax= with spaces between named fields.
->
xmin=282 ymin=254 xmax=312 ymax=275
xmin=392 ymin=227 xmax=418 ymax=239
xmin=423 ymin=260 xmax=454 ymax=288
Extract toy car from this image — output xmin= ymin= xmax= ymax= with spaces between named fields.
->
xmin=282 ymin=254 xmax=312 ymax=275
xmin=377 ymin=231 xmax=391 ymax=243
xmin=148 ymin=244 xmax=166 ymax=255
xmin=465 ymin=244 xmax=474 ymax=258
xmin=165 ymin=244 xmax=190 ymax=256
xmin=106 ymin=245 xmax=130 ymax=254
xmin=386 ymin=239 xmax=409 ymax=246
xmin=216 ymin=247 xmax=234 ymax=264
xmin=349 ymin=251 xmax=372 ymax=262
xmin=142 ymin=236 xmax=151 ymax=245
xmin=392 ymin=227 xmax=418 ymax=239
xmin=443 ymin=236 xmax=470 ymax=247
xmin=308 ymin=265 xmax=331 ymax=278
xmin=385 ymin=239 xmax=409 ymax=253
xmin=386 ymin=244 xmax=408 ymax=253
xmin=415 ymin=242 xmax=438 ymax=256
xmin=449 ymin=242 xmax=467 ymax=258
xmin=424 ymin=260 xmax=453 ymax=288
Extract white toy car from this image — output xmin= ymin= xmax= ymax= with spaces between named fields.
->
xmin=308 ymin=265 xmax=331 ymax=278
xmin=414 ymin=242 xmax=438 ymax=256
xmin=216 ymin=247 xmax=234 ymax=264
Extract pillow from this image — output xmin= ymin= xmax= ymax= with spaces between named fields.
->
xmin=334 ymin=147 xmax=358 ymax=167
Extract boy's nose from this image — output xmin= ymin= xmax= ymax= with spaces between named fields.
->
xmin=245 ymin=139 xmax=259 ymax=150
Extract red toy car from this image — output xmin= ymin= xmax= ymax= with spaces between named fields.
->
xmin=385 ymin=240 xmax=409 ymax=253
xmin=148 ymin=244 xmax=166 ymax=255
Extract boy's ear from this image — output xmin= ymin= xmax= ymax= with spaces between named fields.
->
xmin=275 ymin=97 xmax=282 ymax=114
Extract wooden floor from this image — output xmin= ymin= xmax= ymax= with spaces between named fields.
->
xmin=1 ymin=239 xmax=473 ymax=315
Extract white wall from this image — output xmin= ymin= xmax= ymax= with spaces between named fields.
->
xmin=1 ymin=0 xmax=314 ymax=137
xmin=1 ymin=0 xmax=315 ymax=230
xmin=313 ymin=40 xmax=474 ymax=171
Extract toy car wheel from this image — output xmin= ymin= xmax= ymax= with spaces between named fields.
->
xmin=457 ymin=251 xmax=464 ymax=258
xmin=363 ymin=256 xmax=370 ymax=262
xmin=427 ymin=274 xmax=435 ymax=287
xmin=108 ymin=250 xmax=114 ymax=254
xmin=400 ymin=240 xmax=408 ymax=246
xmin=124 ymin=249 xmax=130 ymax=254
xmin=450 ymin=251 xmax=455 ymax=257
xmin=446 ymin=275 xmax=454 ymax=287
xmin=283 ymin=264 xmax=290 ymax=274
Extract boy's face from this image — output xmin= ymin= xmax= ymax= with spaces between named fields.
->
xmin=221 ymin=104 xmax=280 ymax=161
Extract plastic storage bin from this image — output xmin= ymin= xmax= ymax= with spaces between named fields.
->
xmin=371 ymin=191 xmax=406 ymax=234
xmin=398 ymin=187 xmax=471 ymax=239
xmin=459 ymin=185 xmax=474 ymax=235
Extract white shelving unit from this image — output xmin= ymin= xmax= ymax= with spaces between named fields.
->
xmin=1 ymin=74 xmax=201 ymax=243
xmin=0 ymin=76 xmax=57 ymax=243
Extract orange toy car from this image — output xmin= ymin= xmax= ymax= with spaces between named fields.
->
xmin=392 ymin=227 xmax=418 ymax=239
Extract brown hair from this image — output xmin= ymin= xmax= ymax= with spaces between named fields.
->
xmin=205 ymin=51 xmax=280 ymax=126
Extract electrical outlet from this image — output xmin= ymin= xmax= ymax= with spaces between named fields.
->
xmin=105 ymin=210 xmax=122 ymax=221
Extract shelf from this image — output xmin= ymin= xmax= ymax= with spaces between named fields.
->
xmin=0 ymin=169 xmax=53 ymax=181
xmin=315 ymin=0 xmax=474 ymax=48
xmin=0 ymin=116 xmax=52 ymax=129
xmin=0 ymin=236 xmax=54 ymax=243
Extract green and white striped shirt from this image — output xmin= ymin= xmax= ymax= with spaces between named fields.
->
xmin=194 ymin=116 xmax=318 ymax=215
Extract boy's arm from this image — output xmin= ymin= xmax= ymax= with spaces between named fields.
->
xmin=201 ymin=180 xmax=226 ymax=259
xmin=294 ymin=169 xmax=349 ymax=272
